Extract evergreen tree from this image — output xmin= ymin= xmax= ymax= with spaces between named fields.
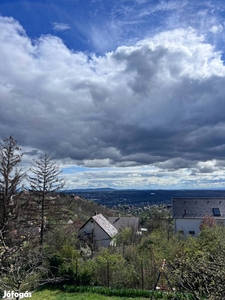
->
xmin=28 ymin=154 xmax=65 ymax=247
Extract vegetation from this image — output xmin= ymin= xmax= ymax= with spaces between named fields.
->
xmin=32 ymin=285 xmax=191 ymax=300
xmin=0 ymin=136 xmax=42 ymax=297
xmin=32 ymin=288 xmax=149 ymax=300
xmin=28 ymin=154 xmax=65 ymax=248
xmin=171 ymin=226 xmax=225 ymax=300
xmin=0 ymin=135 xmax=25 ymax=227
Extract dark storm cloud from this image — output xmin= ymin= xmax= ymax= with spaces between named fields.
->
xmin=1 ymin=17 xmax=225 ymax=171
xmin=156 ymin=158 xmax=197 ymax=170
xmin=25 ymin=149 xmax=40 ymax=156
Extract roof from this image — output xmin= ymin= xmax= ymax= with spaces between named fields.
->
xmin=80 ymin=213 xmax=118 ymax=238
xmin=92 ymin=214 xmax=118 ymax=237
xmin=172 ymin=198 xmax=225 ymax=219
xmin=108 ymin=216 xmax=139 ymax=231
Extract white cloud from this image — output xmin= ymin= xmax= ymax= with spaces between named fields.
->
xmin=61 ymin=162 xmax=225 ymax=189
xmin=52 ymin=22 xmax=70 ymax=31
xmin=209 ymin=24 xmax=223 ymax=34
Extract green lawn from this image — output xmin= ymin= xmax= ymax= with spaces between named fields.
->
xmin=31 ymin=289 xmax=149 ymax=300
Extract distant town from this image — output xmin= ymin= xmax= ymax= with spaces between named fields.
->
xmin=67 ymin=189 xmax=225 ymax=208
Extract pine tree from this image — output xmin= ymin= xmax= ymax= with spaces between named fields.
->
xmin=28 ymin=154 xmax=65 ymax=247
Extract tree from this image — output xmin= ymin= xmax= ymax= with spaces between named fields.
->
xmin=0 ymin=136 xmax=25 ymax=231
xmin=0 ymin=136 xmax=27 ymax=267
xmin=199 ymin=215 xmax=216 ymax=231
xmin=171 ymin=226 xmax=225 ymax=299
xmin=1 ymin=240 xmax=47 ymax=297
xmin=95 ymin=248 xmax=137 ymax=288
xmin=172 ymin=250 xmax=225 ymax=300
xmin=28 ymin=154 xmax=65 ymax=248
xmin=0 ymin=136 xmax=44 ymax=295
xmin=144 ymin=206 xmax=173 ymax=239
xmin=116 ymin=227 xmax=141 ymax=256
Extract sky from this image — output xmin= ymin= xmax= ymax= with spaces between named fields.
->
xmin=1 ymin=0 xmax=225 ymax=189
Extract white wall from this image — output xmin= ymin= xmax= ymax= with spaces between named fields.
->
xmin=79 ymin=219 xmax=112 ymax=248
xmin=175 ymin=218 xmax=225 ymax=236
xmin=175 ymin=218 xmax=202 ymax=236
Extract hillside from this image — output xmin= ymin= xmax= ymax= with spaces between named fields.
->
xmin=61 ymin=194 xmax=119 ymax=224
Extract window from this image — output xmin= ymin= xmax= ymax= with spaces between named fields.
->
xmin=189 ymin=231 xmax=195 ymax=235
xmin=212 ymin=208 xmax=220 ymax=216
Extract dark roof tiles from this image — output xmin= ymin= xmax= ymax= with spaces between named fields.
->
xmin=108 ymin=216 xmax=139 ymax=231
xmin=172 ymin=198 xmax=225 ymax=219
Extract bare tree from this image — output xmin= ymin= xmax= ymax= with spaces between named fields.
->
xmin=0 ymin=237 xmax=47 ymax=297
xmin=200 ymin=215 xmax=216 ymax=231
xmin=28 ymin=154 xmax=65 ymax=248
xmin=0 ymin=136 xmax=25 ymax=230
xmin=0 ymin=136 xmax=42 ymax=293
xmin=0 ymin=140 xmax=66 ymax=293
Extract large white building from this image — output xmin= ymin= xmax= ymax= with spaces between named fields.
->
xmin=172 ymin=197 xmax=225 ymax=236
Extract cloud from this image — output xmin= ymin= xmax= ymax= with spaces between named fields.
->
xmin=52 ymin=22 xmax=70 ymax=31
xmin=209 ymin=25 xmax=223 ymax=34
xmin=1 ymin=15 xmax=225 ymax=186
xmin=155 ymin=158 xmax=197 ymax=170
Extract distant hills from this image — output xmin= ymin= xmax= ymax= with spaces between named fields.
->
xmin=64 ymin=189 xmax=225 ymax=208
xmin=65 ymin=188 xmax=117 ymax=193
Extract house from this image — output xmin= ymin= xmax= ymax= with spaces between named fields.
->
xmin=78 ymin=213 xmax=118 ymax=249
xmin=108 ymin=216 xmax=139 ymax=232
xmin=172 ymin=197 xmax=225 ymax=236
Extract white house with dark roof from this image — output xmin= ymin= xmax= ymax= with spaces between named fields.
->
xmin=78 ymin=213 xmax=118 ymax=248
xmin=172 ymin=198 xmax=225 ymax=236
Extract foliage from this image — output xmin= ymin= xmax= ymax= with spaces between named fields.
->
xmin=139 ymin=206 xmax=173 ymax=237
xmin=116 ymin=227 xmax=142 ymax=257
xmin=199 ymin=215 xmax=216 ymax=231
xmin=47 ymin=242 xmax=96 ymax=286
xmin=171 ymin=226 xmax=225 ymax=299
xmin=63 ymin=285 xmax=188 ymax=299
xmin=31 ymin=283 xmax=195 ymax=300
xmin=94 ymin=248 xmax=138 ymax=288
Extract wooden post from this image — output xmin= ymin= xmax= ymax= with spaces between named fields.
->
xmin=107 ymin=260 xmax=110 ymax=288
xmin=141 ymin=260 xmax=144 ymax=289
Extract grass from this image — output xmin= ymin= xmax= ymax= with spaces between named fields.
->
xmin=31 ymin=285 xmax=191 ymax=300
xmin=31 ymin=289 xmax=149 ymax=300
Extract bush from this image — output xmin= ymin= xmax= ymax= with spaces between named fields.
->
xmin=62 ymin=285 xmax=188 ymax=299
